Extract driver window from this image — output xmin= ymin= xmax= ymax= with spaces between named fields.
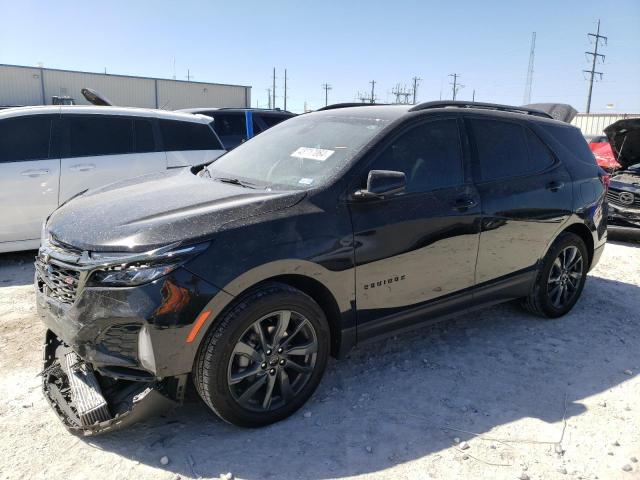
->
xmin=369 ymin=119 xmax=464 ymax=193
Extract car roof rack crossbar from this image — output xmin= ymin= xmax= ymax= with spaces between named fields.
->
xmin=408 ymin=101 xmax=552 ymax=119
xmin=316 ymin=102 xmax=388 ymax=111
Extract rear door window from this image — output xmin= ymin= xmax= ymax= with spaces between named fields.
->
xmin=159 ymin=119 xmax=223 ymax=151
xmin=255 ymin=114 xmax=290 ymax=129
xmin=0 ymin=115 xmax=53 ymax=162
xmin=133 ymin=119 xmax=156 ymax=153
xmin=470 ymin=119 xmax=552 ymax=181
xmin=69 ymin=116 xmax=132 ymax=157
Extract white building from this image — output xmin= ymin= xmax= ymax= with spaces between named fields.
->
xmin=0 ymin=64 xmax=251 ymax=110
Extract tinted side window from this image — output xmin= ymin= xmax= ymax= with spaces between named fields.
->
xmin=159 ymin=120 xmax=223 ymax=151
xmin=471 ymin=119 xmax=538 ymax=181
xmin=525 ymin=128 xmax=555 ymax=171
xmin=369 ymin=119 xmax=464 ymax=193
xmin=69 ymin=116 xmax=132 ymax=157
xmin=210 ymin=113 xmax=246 ymax=148
xmin=542 ymin=124 xmax=597 ymax=165
xmin=134 ymin=119 xmax=156 ymax=153
xmin=0 ymin=115 xmax=52 ymax=162
xmin=257 ymin=114 xmax=289 ymax=129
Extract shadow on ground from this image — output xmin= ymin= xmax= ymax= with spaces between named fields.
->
xmin=84 ymin=274 xmax=639 ymax=479
xmin=0 ymin=251 xmax=37 ymax=287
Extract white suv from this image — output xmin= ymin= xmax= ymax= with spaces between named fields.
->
xmin=0 ymin=106 xmax=225 ymax=252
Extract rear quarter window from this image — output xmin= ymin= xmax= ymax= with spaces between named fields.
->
xmin=159 ymin=120 xmax=223 ymax=151
xmin=470 ymin=118 xmax=553 ymax=181
xmin=542 ymin=124 xmax=597 ymax=166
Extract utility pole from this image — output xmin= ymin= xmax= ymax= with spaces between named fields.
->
xmin=583 ymin=20 xmax=607 ymax=113
xmin=412 ymin=76 xmax=421 ymax=104
xmin=472 ymin=90 xmax=476 ymax=102
xmin=266 ymin=88 xmax=272 ymax=109
xmin=369 ymin=80 xmax=376 ymax=104
xmin=449 ymin=73 xmax=463 ymax=100
xmin=186 ymin=69 xmax=191 ymax=82
xmin=321 ymin=83 xmax=332 ymax=106
xmin=523 ymin=32 xmax=536 ymax=104
xmin=283 ymin=69 xmax=288 ymax=111
xmin=272 ymin=67 xmax=276 ymax=109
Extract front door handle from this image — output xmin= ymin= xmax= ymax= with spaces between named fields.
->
xmin=20 ymin=169 xmax=50 ymax=177
xmin=546 ymin=181 xmax=565 ymax=192
xmin=69 ymin=163 xmax=96 ymax=172
xmin=453 ymin=197 xmax=478 ymax=211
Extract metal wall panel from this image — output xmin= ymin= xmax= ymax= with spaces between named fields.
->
xmin=571 ymin=113 xmax=640 ymax=136
xmin=43 ymin=70 xmax=156 ymax=107
xmin=0 ymin=64 xmax=250 ymax=109
xmin=157 ymin=80 xmax=249 ymax=110
xmin=0 ymin=65 xmax=44 ymax=105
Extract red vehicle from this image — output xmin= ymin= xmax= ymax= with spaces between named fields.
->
xmin=587 ymin=134 xmax=621 ymax=171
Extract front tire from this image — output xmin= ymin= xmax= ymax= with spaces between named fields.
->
xmin=193 ymin=282 xmax=330 ymax=427
xmin=522 ymin=232 xmax=589 ymax=318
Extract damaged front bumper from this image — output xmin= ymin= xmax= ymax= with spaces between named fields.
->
xmin=42 ymin=330 xmax=182 ymax=435
xmin=35 ymin=241 xmax=223 ymax=434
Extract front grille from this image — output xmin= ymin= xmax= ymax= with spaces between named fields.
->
xmin=35 ymin=255 xmax=81 ymax=305
xmin=606 ymin=188 xmax=640 ymax=209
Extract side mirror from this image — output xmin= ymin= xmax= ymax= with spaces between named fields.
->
xmin=353 ymin=170 xmax=406 ymax=200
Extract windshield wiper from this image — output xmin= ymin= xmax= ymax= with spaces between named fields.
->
xmin=213 ymin=177 xmax=257 ymax=189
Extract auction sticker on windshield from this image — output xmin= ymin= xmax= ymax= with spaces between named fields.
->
xmin=290 ymin=147 xmax=335 ymax=161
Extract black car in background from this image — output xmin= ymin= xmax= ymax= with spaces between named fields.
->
xmin=603 ymin=118 xmax=640 ymax=229
xmin=36 ymin=101 xmax=607 ymax=433
xmin=180 ymin=107 xmax=295 ymax=150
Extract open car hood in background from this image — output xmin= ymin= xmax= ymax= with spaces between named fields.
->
xmin=522 ymin=103 xmax=578 ymax=123
xmin=604 ymin=118 xmax=640 ymax=170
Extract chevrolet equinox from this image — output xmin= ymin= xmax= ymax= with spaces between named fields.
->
xmin=36 ymin=101 xmax=608 ymax=433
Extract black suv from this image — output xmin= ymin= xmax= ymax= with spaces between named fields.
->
xmin=36 ymin=101 xmax=607 ymax=433
xmin=179 ymin=107 xmax=295 ymax=150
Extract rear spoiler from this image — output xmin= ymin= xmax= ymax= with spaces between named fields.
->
xmin=521 ymin=103 xmax=577 ymax=123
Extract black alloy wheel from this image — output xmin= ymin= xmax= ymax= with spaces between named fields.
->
xmin=194 ymin=283 xmax=330 ymax=427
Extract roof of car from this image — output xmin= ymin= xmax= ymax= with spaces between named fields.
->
xmin=178 ymin=107 xmax=294 ymax=115
xmin=311 ymin=102 xmax=572 ymax=127
xmin=0 ymin=105 xmax=213 ymax=123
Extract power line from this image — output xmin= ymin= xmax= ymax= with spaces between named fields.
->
xmin=391 ymin=83 xmax=412 ymax=104
xmin=523 ymin=32 xmax=536 ymax=104
xmin=321 ymin=83 xmax=332 ymax=106
xmin=583 ymin=19 xmax=607 ymax=113
xmin=449 ymin=73 xmax=464 ymax=100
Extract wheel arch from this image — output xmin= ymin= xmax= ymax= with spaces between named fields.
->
xmin=560 ymin=222 xmax=595 ymax=268
xmin=188 ymin=260 xmax=355 ymax=369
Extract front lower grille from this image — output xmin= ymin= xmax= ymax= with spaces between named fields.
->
xmin=35 ymin=256 xmax=81 ymax=305
xmin=607 ymin=188 xmax=640 ymax=209
xmin=99 ymin=324 xmax=141 ymax=359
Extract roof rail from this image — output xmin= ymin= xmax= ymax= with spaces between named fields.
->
xmin=408 ymin=101 xmax=552 ymax=119
xmin=316 ymin=102 xmax=387 ymax=112
xmin=217 ymin=107 xmax=293 ymax=113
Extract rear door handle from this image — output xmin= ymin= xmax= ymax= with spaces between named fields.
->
xmin=20 ymin=169 xmax=50 ymax=177
xmin=453 ymin=197 xmax=478 ymax=211
xmin=69 ymin=163 xmax=96 ymax=172
xmin=546 ymin=181 xmax=565 ymax=192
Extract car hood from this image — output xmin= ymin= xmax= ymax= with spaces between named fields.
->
xmin=47 ymin=169 xmax=305 ymax=252
xmin=604 ymin=118 xmax=640 ymax=171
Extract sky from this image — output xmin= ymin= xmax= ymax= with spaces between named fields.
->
xmin=1 ymin=0 xmax=638 ymax=114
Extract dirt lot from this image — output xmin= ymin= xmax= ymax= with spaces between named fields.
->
xmin=1 ymin=231 xmax=639 ymax=480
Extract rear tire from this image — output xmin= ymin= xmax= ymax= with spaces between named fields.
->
xmin=193 ymin=282 xmax=330 ymax=427
xmin=522 ymin=232 xmax=589 ymax=318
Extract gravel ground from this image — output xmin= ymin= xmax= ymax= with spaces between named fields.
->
xmin=1 ymin=230 xmax=639 ymax=480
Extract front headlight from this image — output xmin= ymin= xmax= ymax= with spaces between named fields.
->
xmin=89 ymin=263 xmax=180 ymax=286
xmin=86 ymin=242 xmax=208 ymax=287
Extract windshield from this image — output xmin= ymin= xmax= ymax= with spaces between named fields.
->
xmin=206 ymin=113 xmax=391 ymax=189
